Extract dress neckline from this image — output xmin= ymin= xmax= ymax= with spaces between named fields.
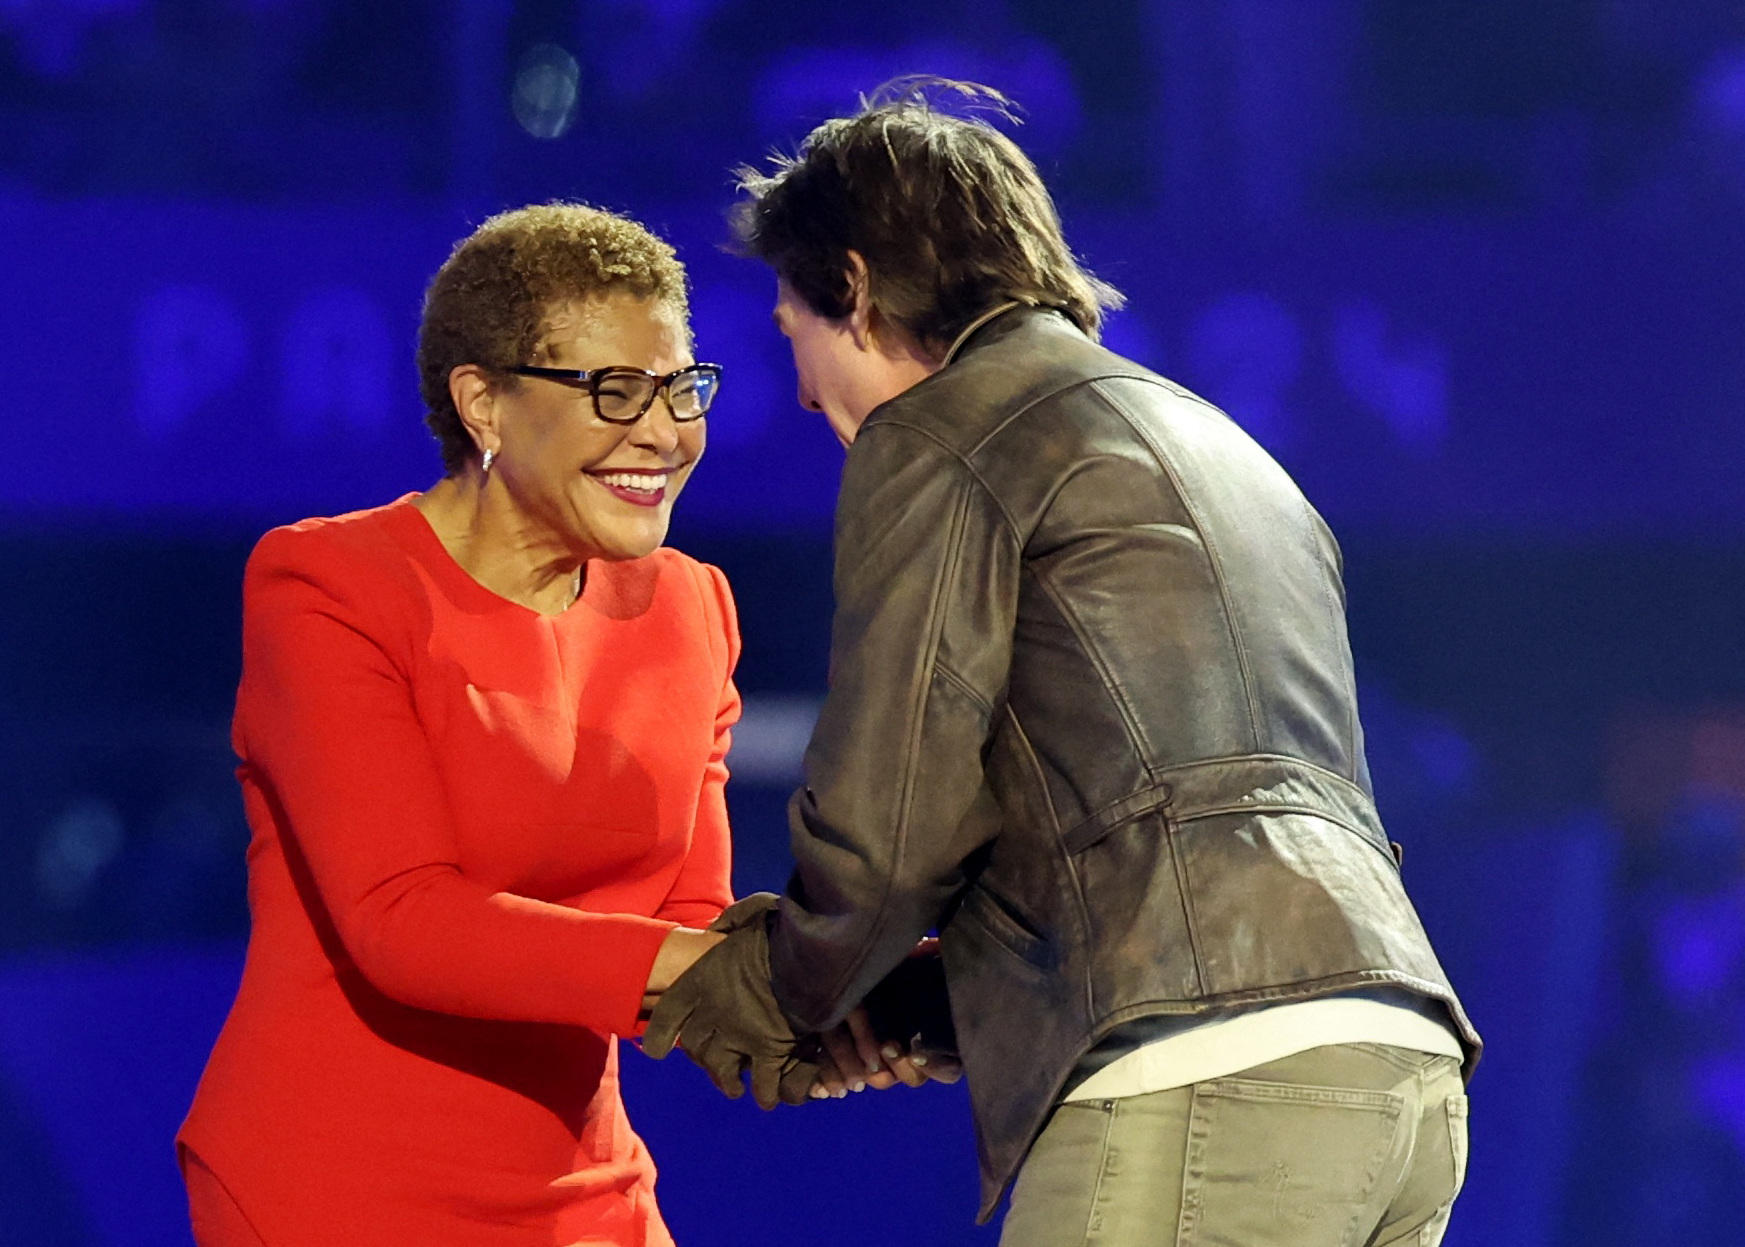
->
xmin=384 ymin=494 xmax=594 ymax=621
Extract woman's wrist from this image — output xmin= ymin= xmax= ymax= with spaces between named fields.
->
xmin=641 ymin=926 xmax=725 ymax=1008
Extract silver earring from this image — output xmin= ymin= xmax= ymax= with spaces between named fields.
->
xmin=481 ymin=448 xmax=496 ymax=475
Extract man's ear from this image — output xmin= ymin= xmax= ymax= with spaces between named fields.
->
xmin=448 ymin=364 xmax=502 ymax=462
xmin=843 ymin=250 xmax=876 ymax=352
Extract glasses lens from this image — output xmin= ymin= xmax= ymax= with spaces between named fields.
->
xmin=668 ymin=366 xmax=720 ymax=420
xmin=592 ymin=371 xmax=656 ymax=421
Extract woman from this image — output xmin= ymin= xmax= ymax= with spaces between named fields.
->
xmin=178 ymin=202 xmax=737 ymax=1245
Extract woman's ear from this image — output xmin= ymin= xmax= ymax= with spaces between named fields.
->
xmin=448 ymin=364 xmax=502 ymax=461
xmin=843 ymin=250 xmax=876 ymax=352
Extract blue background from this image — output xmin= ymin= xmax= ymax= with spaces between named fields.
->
xmin=2 ymin=1 xmax=1743 ymax=1242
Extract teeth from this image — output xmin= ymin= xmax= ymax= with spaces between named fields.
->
xmin=596 ymin=472 xmax=667 ymax=492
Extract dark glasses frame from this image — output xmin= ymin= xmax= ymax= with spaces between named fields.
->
xmin=505 ymin=362 xmax=723 ymax=424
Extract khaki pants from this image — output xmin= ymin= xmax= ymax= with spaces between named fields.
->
xmin=1000 ymin=1044 xmax=1469 ymax=1247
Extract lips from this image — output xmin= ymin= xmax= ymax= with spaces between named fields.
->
xmin=587 ymin=468 xmax=671 ymax=508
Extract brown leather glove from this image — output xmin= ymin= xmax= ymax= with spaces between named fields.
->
xmin=641 ymin=899 xmax=817 ymax=1110
xmin=706 ymin=891 xmax=781 ymax=935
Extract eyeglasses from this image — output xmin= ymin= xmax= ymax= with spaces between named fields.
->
xmin=506 ymin=362 xmax=723 ymax=424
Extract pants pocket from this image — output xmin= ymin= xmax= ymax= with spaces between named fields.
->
xmin=999 ymin=1101 xmax=1118 ymax=1247
xmin=1178 ymin=1077 xmax=1404 ymax=1247
xmin=1445 ymin=1094 xmax=1469 ymax=1195
xmin=1415 ymin=1093 xmax=1470 ymax=1247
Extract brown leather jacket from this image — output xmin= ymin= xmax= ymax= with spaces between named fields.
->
xmin=767 ymin=305 xmax=1479 ymax=1221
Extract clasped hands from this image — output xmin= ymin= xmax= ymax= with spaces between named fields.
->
xmin=641 ymin=893 xmax=959 ymax=1109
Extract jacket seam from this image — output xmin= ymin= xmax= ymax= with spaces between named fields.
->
xmin=879 ymin=395 xmax=1162 ymax=769
xmin=876 ymin=366 xmax=1156 ymax=462
xmin=812 ymin=470 xmax=976 ymax=1012
xmin=877 ymin=370 xmax=1189 ymax=532
xmin=1090 ymin=379 xmax=1269 ymax=749
xmin=1023 ymin=562 xmax=1159 ymax=774
xmin=1174 ymin=802 xmax=1393 ymax=858
xmin=1152 ymin=751 xmax=1371 ymax=794
xmin=1001 ymin=705 xmax=1096 ymax=1023
xmin=965 ymin=372 xmax=1155 ymax=457
xmin=1165 ymin=810 xmax=1208 ymax=995
xmin=869 ymin=419 xmax=1025 ymax=544
xmin=1303 ymin=501 xmax=1361 ymax=772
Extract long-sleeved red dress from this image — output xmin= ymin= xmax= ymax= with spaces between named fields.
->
xmin=178 ymin=496 xmax=739 ymax=1245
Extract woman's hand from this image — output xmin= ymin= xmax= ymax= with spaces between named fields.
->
xmin=804 ymin=1002 xmax=964 ymax=1099
xmin=639 ymin=926 xmax=725 ymax=1018
xmin=807 ymin=1005 xmax=927 ymax=1098
xmin=802 ymin=934 xmax=963 ymax=1097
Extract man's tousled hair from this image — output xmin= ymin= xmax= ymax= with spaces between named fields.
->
xmin=730 ymin=77 xmax=1122 ymax=352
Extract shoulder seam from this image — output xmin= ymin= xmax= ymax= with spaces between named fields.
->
xmin=857 ymin=421 xmax=1025 ymax=547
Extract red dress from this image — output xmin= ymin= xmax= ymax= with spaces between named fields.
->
xmin=178 ymin=496 xmax=739 ymax=1245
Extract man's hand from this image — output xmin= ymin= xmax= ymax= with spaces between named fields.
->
xmin=641 ymin=894 xmax=816 ymax=1110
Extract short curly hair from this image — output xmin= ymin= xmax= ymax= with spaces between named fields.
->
xmin=417 ymin=201 xmax=691 ymax=474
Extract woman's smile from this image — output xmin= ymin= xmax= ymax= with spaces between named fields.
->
xmin=587 ymin=467 xmax=673 ymax=507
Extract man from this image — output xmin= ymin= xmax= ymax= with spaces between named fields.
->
xmin=646 ymin=79 xmax=1480 ymax=1245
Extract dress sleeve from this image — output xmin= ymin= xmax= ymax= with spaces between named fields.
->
xmin=652 ymin=561 xmax=740 ymax=928
xmin=235 ymin=527 xmax=675 ymax=1037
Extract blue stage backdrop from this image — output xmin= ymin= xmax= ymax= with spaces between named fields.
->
xmin=2 ymin=191 xmax=1741 ymax=537
xmin=3 ymin=2 xmax=1744 ymax=1244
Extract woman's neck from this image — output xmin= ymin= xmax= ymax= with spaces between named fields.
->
xmin=412 ymin=474 xmax=584 ymax=616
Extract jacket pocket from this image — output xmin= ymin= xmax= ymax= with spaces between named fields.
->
xmin=958 ymin=883 xmax=1056 ymax=971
